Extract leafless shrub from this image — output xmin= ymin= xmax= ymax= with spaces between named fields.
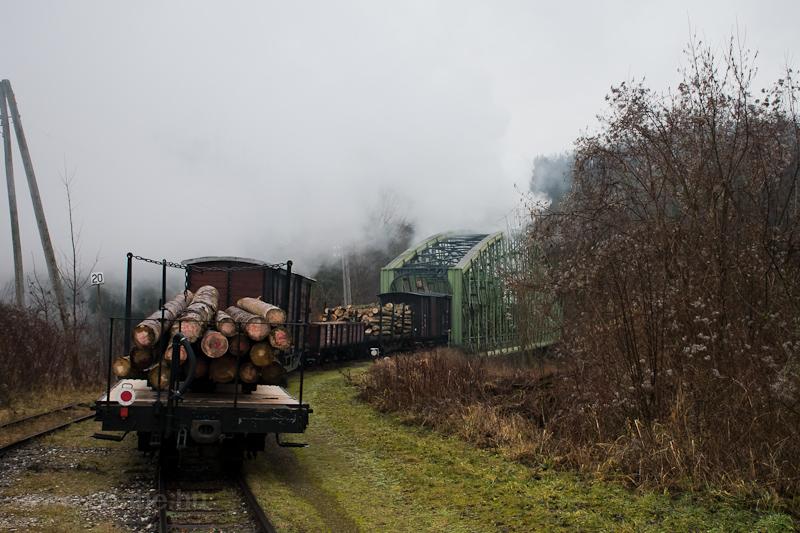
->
xmin=515 ymin=35 xmax=800 ymax=504
xmin=0 ymin=300 xmax=70 ymax=406
xmin=0 ymin=169 xmax=103 ymax=405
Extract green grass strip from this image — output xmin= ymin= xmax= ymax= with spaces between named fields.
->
xmin=247 ymin=364 xmax=797 ymax=533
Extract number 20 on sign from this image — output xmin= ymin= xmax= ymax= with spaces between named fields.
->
xmin=91 ymin=272 xmax=105 ymax=285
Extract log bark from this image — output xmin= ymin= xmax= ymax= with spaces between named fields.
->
xmin=132 ymin=291 xmax=194 ymax=348
xmin=237 ymin=297 xmax=287 ymax=324
xmin=268 ymin=326 xmax=293 ymax=350
xmin=249 ymin=341 xmax=275 ymax=366
xmin=363 ymin=317 xmax=412 ymax=324
xmin=321 ymin=303 xmax=393 ymax=323
xmin=225 ymin=306 xmax=270 ymax=341
xmin=171 ymin=285 xmax=220 ymax=343
xmin=209 ymin=355 xmax=237 ymax=383
xmin=214 ymin=309 xmax=238 ymax=337
xmin=201 ymin=330 xmax=229 ymax=358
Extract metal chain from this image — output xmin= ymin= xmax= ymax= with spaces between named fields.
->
xmin=132 ymin=255 xmax=186 ymax=269
xmin=132 ymin=254 xmax=287 ymax=272
xmin=192 ymin=264 xmax=288 ymax=272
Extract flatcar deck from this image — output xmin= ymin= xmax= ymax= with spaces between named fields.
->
xmin=101 ymin=379 xmax=301 ymax=407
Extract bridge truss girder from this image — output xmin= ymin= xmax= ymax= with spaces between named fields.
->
xmin=381 ymin=231 xmax=557 ymax=352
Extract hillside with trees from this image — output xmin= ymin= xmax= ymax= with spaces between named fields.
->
xmin=311 ymin=189 xmax=415 ymax=315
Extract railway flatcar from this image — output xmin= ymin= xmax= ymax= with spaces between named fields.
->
xmin=93 ymin=255 xmax=314 ymax=461
xmin=306 ymin=291 xmax=452 ymax=363
xmin=307 ymin=320 xmax=368 ymax=363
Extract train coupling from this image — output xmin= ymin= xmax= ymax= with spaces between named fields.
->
xmin=176 ymin=428 xmax=188 ymax=450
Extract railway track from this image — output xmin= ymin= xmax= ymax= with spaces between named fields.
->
xmin=0 ymin=402 xmax=95 ymax=456
xmin=156 ymin=447 xmax=277 ymax=532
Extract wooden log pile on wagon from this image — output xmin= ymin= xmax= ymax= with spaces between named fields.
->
xmin=321 ymin=303 xmax=413 ymax=338
xmin=111 ymin=287 xmax=292 ymax=389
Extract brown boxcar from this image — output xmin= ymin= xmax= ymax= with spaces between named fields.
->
xmin=379 ymin=291 xmax=451 ymax=346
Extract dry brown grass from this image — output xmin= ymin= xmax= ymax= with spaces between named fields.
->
xmin=356 ymin=348 xmax=800 ymax=516
xmin=0 ymin=301 xmax=103 ymax=409
xmin=0 ymin=385 xmax=100 ymax=425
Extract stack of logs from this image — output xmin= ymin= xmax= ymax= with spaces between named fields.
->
xmin=321 ymin=303 xmax=413 ymax=338
xmin=112 ymin=285 xmax=293 ymax=389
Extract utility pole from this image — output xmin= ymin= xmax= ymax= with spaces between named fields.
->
xmin=333 ymin=245 xmax=352 ymax=306
xmin=341 ymin=247 xmax=352 ymax=306
xmin=0 ymin=82 xmax=24 ymax=307
xmin=1 ymin=79 xmax=69 ymax=329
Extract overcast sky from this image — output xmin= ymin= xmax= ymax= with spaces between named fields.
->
xmin=0 ymin=1 xmax=798 ymax=287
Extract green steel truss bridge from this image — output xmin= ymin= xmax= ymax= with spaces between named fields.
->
xmin=380 ymin=231 xmax=560 ymax=353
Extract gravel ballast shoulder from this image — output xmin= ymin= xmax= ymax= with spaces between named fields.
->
xmin=0 ymin=443 xmax=158 ymax=531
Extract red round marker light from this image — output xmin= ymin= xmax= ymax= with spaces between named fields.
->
xmin=118 ymin=385 xmax=136 ymax=406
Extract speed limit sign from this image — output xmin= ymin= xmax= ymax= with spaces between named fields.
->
xmin=90 ymin=272 xmax=105 ymax=285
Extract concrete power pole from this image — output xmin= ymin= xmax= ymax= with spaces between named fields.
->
xmin=1 ymin=79 xmax=69 ymax=329
xmin=0 ymin=82 xmax=24 ymax=307
xmin=341 ymin=249 xmax=352 ymax=306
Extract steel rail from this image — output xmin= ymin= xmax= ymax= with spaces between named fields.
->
xmin=0 ymin=412 xmax=95 ymax=457
xmin=157 ymin=455 xmax=168 ymax=533
xmin=0 ymin=401 xmax=89 ymax=430
xmin=238 ymin=470 xmax=278 ymax=533
xmin=157 ymin=456 xmax=276 ymax=533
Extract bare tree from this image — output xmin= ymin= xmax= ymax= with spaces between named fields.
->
xmin=58 ymin=164 xmax=102 ymax=380
xmin=58 ymin=163 xmax=98 ymax=330
xmin=21 ymin=165 xmax=102 ymax=386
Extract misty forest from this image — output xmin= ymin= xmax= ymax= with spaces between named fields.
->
xmin=3 ymin=35 xmax=800 ymax=518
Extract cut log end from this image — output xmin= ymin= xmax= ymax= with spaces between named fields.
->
xmin=227 ymin=333 xmax=251 ymax=356
xmin=209 ymin=355 xmax=237 ymax=383
xmin=164 ymin=344 xmax=188 ymax=363
xmin=268 ymin=326 xmax=293 ymax=351
xmin=201 ymin=330 xmax=229 ymax=358
xmin=249 ymin=341 xmax=275 ymax=367
xmin=129 ymin=347 xmax=154 ymax=371
xmin=148 ymin=366 xmax=171 ymax=390
xmin=261 ymin=361 xmax=285 ymax=385
xmin=112 ymin=357 xmax=131 ymax=378
xmin=239 ymin=362 xmax=260 ymax=384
